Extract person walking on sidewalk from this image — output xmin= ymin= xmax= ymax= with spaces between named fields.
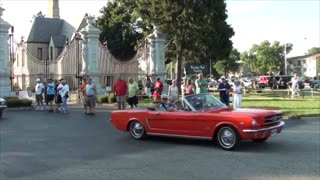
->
xmin=218 ymin=76 xmax=231 ymax=106
xmin=85 ymin=78 xmax=97 ymax=115
xmin=79 ymin=80 xmax=88 ymax=113
xmin=233 ymin=80 xmax=242 ymax=109
xmin=127 ymin=78 xmax=139 ymax=109
xmin=46 ymin=79 xmax=55 ymax=112
xmin=168 ymin=79 xmax=179 ymax=104
xmin=195 ymin=73 xmax=207 ymax=94
xmin=113 ymin=75 xmax=127 ymax=110
xmin=60 ymin=80 xmax=69 ymax=114
xmin=35 ymin=78 xmax=45 ymax=110
xmin=55 ymin=79 xmax=63 ymax=112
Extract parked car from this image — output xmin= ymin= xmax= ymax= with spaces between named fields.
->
xmin=257 ymin=76 xmax=271 ymax=88
xmin=269 ymin=76 xmax=304 ymax=89
xmin=110 ymin=93 xmax=285 ymax=150
xmin=0 ymin=98 xmax=7 ymax=119
xmin=309 ymin=80 xmax=320 ymax=88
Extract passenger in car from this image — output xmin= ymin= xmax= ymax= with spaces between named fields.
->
xmin=159 ymin=94 xmax=170 ymax=110
xmin=152 ymin=99 xmax=166 ymax=111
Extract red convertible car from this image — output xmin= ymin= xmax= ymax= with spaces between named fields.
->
xmin=110 ymin=93 xmax=285 ymax=150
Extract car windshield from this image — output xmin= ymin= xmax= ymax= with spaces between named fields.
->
xmin=183 ymin=93 xmax=226 ymax=111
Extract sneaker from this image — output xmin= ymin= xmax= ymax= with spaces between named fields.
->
xmin=40 ymin=107 xmax=44 ymax=111
xmin=35 ymin=106 xmax=40 ymax=110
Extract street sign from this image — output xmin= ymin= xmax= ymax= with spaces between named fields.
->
xmin=184 ymin=63 xmax=208 ymax=74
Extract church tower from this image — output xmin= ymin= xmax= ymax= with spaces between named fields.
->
xmin=47 ymin=0 xmax=60 ymax=19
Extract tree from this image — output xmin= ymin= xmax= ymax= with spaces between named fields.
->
xmin=33 ymin=11 xmax=45 ymax=18
xmin=135 ymin=0 xmax=234 ymax=91
xmin=96 ymin=0 xmax=152 ymax=60
xmin=241 ymin=41 xmax=293 ymax=75
xmin=214 ymin=48 xmax=240 ymax=76
xmin=306 ymin=47 xmax=320 ymax=55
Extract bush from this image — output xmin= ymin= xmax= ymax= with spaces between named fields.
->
xmin=4 ymin=96 xmax=32 ymax=108
xmin=97 ymin=95 xmax=109 ymax=103
xmin=108 ymin=95 xmax=116 ymax=103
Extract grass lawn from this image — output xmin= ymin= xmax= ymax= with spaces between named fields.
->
xmin=221 ymin=91 xmax=320 ymax=117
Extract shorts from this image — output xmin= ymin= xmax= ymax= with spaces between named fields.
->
xmin=36 ymin=94 xmax=43 ymax=102
xmin=86 ymin=96 xmax=96 ymax=108
xmin=127 ymin=96 xmax=138 ymax=106
xmin=47 ymin=94 xmax=54 ymax=102
xmin=55 ymin=94 xmax=62 ymax=104
xmin=82 ymin=95 xmax=88 ymax=104
xmin=116 ymin=96 xmax=126 ymax=103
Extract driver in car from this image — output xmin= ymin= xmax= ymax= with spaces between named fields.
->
xmin=190 ymin=97 xmax=203 ymax=110
xmin=173 ymin=100 xmax=185 ymax=111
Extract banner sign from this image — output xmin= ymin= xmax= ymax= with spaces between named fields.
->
xmin=184 ymin=63 xmax=208 ymax=74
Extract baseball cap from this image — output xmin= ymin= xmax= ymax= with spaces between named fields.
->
xmin=36 ymin=78 xmax=41 ymax=82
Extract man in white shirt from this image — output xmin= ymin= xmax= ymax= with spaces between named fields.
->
xmin=60 ymin=80 xmax=69 ymax=113
xmin=35 ymin=78 xmax=44 ymax=110
xmin=55 ymin=79 xmax=64 ymax=112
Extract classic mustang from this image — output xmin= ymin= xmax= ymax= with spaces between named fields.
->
xmin=110 ymin=93 xmax=285 ymax=150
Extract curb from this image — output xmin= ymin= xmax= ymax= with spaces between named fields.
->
xmin=284 ymin=115 xmax=320 ymax=120
xmin=5 ymin=107 xmax=34 ymax=111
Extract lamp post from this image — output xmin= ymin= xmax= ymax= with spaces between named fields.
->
xmin=284 ymin=43 xmax=287 ymax=75
xmin=9 ymin=26 xmax=14 ymax=91
xmin=75 ymin=33 xmax=82 ymax=104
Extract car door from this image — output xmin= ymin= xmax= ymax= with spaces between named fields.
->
xmin=146 ymin=110 xmax=211 ymax=137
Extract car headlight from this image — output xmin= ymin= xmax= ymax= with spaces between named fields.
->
xmin=252 ymin=119 xmax=257 ymax=127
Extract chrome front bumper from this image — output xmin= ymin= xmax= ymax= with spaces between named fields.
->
xmin=242 ymin=121 xmax=285 ymax=133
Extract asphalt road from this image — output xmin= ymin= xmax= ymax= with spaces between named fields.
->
xmin=0 ymin=107 xmax=319 ymax=180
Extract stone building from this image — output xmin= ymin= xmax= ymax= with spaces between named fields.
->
xmin=12 ymin=0 xmax=166 ymax=94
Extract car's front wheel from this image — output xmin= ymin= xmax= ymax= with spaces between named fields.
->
xmin=129 ymin=121 xmax=146 ymax=140
xmin=216 ymin=126 xmax=239 ymax=150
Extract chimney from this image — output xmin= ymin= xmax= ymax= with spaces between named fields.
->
xmin=47 ymin=0 xmax=60 ymax=19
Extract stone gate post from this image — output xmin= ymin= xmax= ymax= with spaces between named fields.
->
xmin=0 ymin=7 xmax=13 ymax=97
xmin=80 ymin=16 xmax=104 ymax=95
xmin=147 ymin=26 xmax=168 ymax=94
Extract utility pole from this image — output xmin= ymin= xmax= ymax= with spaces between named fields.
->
xmin=284 ymin=43 xmax=287 ymax=75
xmin=9 ymin=26 xmax=14 ymax=91
xmin=75 ymin=33 xmax=82 ymax=104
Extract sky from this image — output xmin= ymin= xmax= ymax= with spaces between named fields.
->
xmin=0 ymin=0 xmax=319 ymax=57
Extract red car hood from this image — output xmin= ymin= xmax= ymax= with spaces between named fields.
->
xmin=206 ymin=107 xmax=281 ymax=118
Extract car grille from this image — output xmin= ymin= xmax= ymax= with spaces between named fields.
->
xmin=264 ymin=113 xmax=282 ymax=124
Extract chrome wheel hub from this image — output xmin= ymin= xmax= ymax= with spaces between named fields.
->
xmin=220 ymin=128 xmax=235 ymax=147
xmin=131 ymin=122 xmax=144 ymax=138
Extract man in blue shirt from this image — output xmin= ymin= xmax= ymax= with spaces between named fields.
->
xmin=46 ymin=79 xmax=55 ymax=112
xmin=217 ymin=77 xmax=231 ymax=106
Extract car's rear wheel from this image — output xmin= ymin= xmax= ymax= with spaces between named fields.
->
xmin=252 ymin=137 xmax=268 ymax=143
xmin=216 ymin=126 xmax=239 ymax=150
xmin=129 ymin=121 xmax=146 ymax=139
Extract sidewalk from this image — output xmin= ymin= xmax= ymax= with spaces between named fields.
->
xmin=67 ymin=102 xmax=117 ymax=110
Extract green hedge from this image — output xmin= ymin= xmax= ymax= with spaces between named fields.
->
xmin=108 ymin=95 xmax=116 ymax=103
xmin=4 ymin=96 xmax=32 ymax=108
xmin=97 ymin=94 xmax=116 ymax=104
xmin=97 ymin=95 xmax=109 ymax=103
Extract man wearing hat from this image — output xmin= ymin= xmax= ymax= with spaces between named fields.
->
xmin=217 ymin=76 xmax=231 ymax=106
xmin=46 ymin=78 xmax=55 ymax=112
xmin=35 ymin=78 xmax=44 ymax=110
